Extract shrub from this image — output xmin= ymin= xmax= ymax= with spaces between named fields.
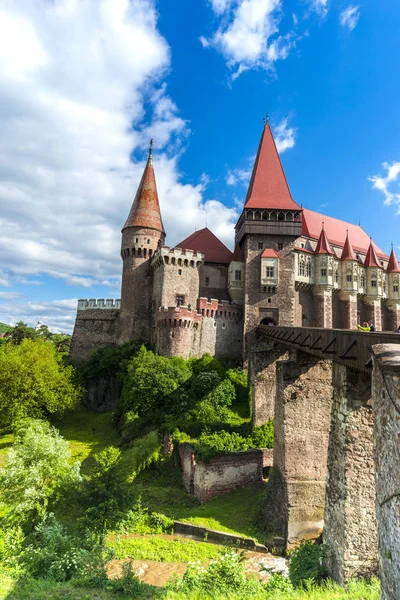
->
xmin=289 ymin=540 xmax=328 ymax=588
xmin=79 ymin=340 xmax=141 ymax=383
xmin=252 ymin=420 xmax=274 ymax=449
xmin=226 ymin=367 xmax=249 ymax=405
xmin=0 ymin=420 xmax=81 ymax=530
xmin=194 ymin=430 xmax=252 ymax=462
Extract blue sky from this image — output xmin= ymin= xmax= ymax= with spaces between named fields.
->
xmin=0 ymin=0 xmax=399 ymax=332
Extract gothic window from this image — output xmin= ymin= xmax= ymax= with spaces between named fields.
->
xmin=235 ymin=270 xmax=242 ymax=281
xmin=346 ymin=272 xmax=352 ymax=283
xmin=278 ymin=243 xmax=284 ymax=250
xmin=255 ymin=211 xmax=261 ymax=220
xmin=171 ymin=257 xmax=176 ymax=265
xmin=306 ymin=261 xmax=312 ymax=277
xmin=258 ymin=242 xmax=263 ymax=250
xmin=176 ymin=295 xmax=184 ymax=307
xmin=278 ymin=211 xmax=284 ymax=221
xmin=360 ymin=274 xmax=365 ymax=287
xmin=371 ymin=276 xmax=377 ymax=288
xmin=266 ymin=266 xmax=274 ymax=278
xmin=298 ymin=260 xmax=305 ymax=277
xmin=394 ymin=284 xmax=399 ymax=292
xmin=178 ymin=258 xmax=182 ymax=266
xmin=321 ymin=268 xmax=327 ymax=277
xmin=270 ymin=212 xmax=277 ymax=221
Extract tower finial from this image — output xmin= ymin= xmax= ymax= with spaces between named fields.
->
xmin=322 ymin=220 xmax=325 ymax=231
xmin=149 ymin=138 xmax=153 ymax=156
xmin=263 ymin=112 xmax=269 ymax=126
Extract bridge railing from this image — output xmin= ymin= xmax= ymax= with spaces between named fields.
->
xmin=256 ymin=325 xmax=400 ymax=372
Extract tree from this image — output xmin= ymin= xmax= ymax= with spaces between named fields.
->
xmin=119 ymin=346 xmax=191 ymax=421
xmin=0 ymin=338 xmax=83 ymax=426
xmin=0 ymin=419 xmax=81 ymax=529
xmin=5 ymin=321 xmax=37 ymax=345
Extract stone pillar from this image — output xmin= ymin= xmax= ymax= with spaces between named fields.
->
xmin=364 ymin=297 xmax=382 ymax=331
xmin=372 ymin=344 xmax=400 ymax=600
xmin=313 ymin=287 xmax=333 ymax=328
xmin=249 ymin=343 xmax=289 ymax=426
xmin=324 ymin=364 xmax=377 ymax=584
xmin=260 ymin=352 xmax=333 ymax=547
xmin=339 ymin=291 xmax=358 ymax=330
xmin=385 ymin=300 xmax=400 ymax=331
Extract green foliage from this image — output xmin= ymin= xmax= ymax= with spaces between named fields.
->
xmin=79 ymin=340 xmax=142 ymax=383
xmin=126 ymin=431 xmax=162 ymax=475
xmin=0 ymin=338 xmax=83 ymax=426
xmin=117 ymin=498 xmax=173 ymax=535
xmin=264 ymin=572 xmax=294 ymax=593
xmin=120 ymin=346 xmax=192 ymax=421
xmin=0 ymin=322 xmax=12 ymax=335
xmin=4 ymin=321 xmax=37 ymax=345
xmin=109 ymin=535 xmax=225 ymax=563
xmin=78 ymin=447 xmax=134 ymax=540
xmin=188 ymin=353 xmax=226 ymax=378
xmin=289 ymin=540 xmax=328 ymax=588
xmin=252 ymin=420 xmax=274 ymax=449
xmin=226 ymin=367 xmax=249 ymax=405
xmin=0 ymin=420 xmax=81 ymax=529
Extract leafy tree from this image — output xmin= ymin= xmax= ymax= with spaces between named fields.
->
xmin=5 ymin=321 xmax=37 ymax=345
xmin=0 ymin=420 xmax=81 ymax=530
xmin=0 ymin=338 xmax=83 ymax=426
xmin=80 ymin=340 xmax=142 ymax=382
xmin=119 ymin=346 xmax=191 ymax=421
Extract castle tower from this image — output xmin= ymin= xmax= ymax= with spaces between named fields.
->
xmin=385 ymin=246 xmax=400 ymax=330
xmin=339 ymin=231 xmax=359 ymax=329
xmin=313 ymin=225 xmax=335 ymax=328
xmin=119 ymin=142 xmax=165 ymax=343
xmin=235 ymin=120 xmax=302 ymax=354
xmin=363 ymin=240 xmax=383 ymax=330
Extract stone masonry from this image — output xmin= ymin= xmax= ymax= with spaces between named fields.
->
xmin=372 ymin=344 xmax=400 ymax=600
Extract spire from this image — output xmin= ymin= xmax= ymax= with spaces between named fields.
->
xmin=122 ymin=140 xmax=165 ymax=233
xmin=341 ymin=230 xmax=357 ymax=261
xmin=244 ymin=122 xmax=301 ymax=211
xmin=364 ymin=239 xmax=381 ymax=268
xmin=387 ymin=245 xmax=400 ymax=273
xmin=315 ymin=225 xmax=334 ymax=255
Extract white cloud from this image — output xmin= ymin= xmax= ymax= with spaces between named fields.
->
xmin=0 ymin=0 xmax=240 ymax=327
xmin=310 ymin=0 xmax=329 ymax=18
xmin=226 ymin=168 xmax=251 ymax=186
xmin=340 ymin=5 xmax=360 ymax=31
xmin=273 ymin=117 xmax=297 ymax=153
xmin=209 ymin=0 xmax=234 ymax=15
xmin=369 ymin=162 xmax=400 ymax=214
xmin=203 ymin=0 xmax=296 ymax=77
xmin=0 ymin=291 xmax=22 ymax=300
xmin=0 ymin=298 xmax=78 ymax=333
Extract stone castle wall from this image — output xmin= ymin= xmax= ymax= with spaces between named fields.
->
xmin=69 ymin=307 xmax=120 ymax=362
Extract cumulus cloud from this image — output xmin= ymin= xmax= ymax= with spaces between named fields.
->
xmin=273 ymin=117 xmax=297 ymax=153
xmin=340 ymin=5 xmax=360 ymax=31
xmin=0 ymin=0 xmax=239 ymax=327
xmin=0 ymin=298 xmax=78 ymax=333
xmin=310 ymin=0 xmax=329 ymax=18
xmin=369 ymin=162 xmax=400 ymax=214
xmin=226 ymin=168 xmax=252 ymax=186
xmin=202 ymin=0 xmax=296 ymax=78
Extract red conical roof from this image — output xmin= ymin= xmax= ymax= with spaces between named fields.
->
xmin=176 ymin=227 xmax=233 ymax=264
xmin=341 ymin=231 xmax=357 ymax=261
xmin=387 ymin=247 xmax=400 ymax=273
xmin=232 ymin=243 xmax=244 ymax=261
xmin=244 ymin=124 xmax=302 ymax=211
xmin=364 ymin=241 xmax=381 ymax=268
xmin=123 ymin=146 xmax=164 ymax=233
xmin=315 ymin=226 xmax=334 ymax=255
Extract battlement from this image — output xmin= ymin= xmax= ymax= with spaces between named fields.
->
xmin=151 ymin=246 xmax=204 ymax=269
xmin=156 ymin=305 xmax=202 ymax=329
xmin=77 ymin=298 xmax=121 ymax=310
xmin=197 ymin=297 xmax=242 ymax=319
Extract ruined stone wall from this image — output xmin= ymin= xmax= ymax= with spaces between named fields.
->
xmin=260 ymin=352 xmax=332 ymax=546
xmin=372 ymin=344 xmax=400 ymax=600
xmin=324 ymin=364 xmax=377 ymax=584
xmin=179 ymin=444 xmax=264 ymax=503
xmin=70 ymin=308 xmax=119 ymax=362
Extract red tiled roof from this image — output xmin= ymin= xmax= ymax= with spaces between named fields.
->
xmin=364 ymin=241 xmax=381 ymax=268
xmin=123 ymin=151 xmax=165 ymax=233
xmin=315 ymin=227 xmax=335 ymax=255
xmin=232 ymin=243 xmax=244 ymax=261
xmin=176 ymin=227 xmax=233 ymax=264
xmin=302 ymin=209 xmax=387 ymax=258
xmin=244 ymin=125 xmax=302 ymax=211
xmin=261 ymin=248 xmax=279 ymax=258
xmin=341 ymin=232 xmax=357 ymax=261
xmin=387 ymin=248 xmax=400 ymax=273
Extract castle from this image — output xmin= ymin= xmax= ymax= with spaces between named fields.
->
xmin=70 ymin=124 xmax=400 ymax=362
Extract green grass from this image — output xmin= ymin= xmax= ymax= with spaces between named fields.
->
xmin=108 ymin=535 xmax=225 ymax=562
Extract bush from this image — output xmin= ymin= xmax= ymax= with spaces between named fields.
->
xmin=252 ymin=420 xmax=274 ymax=449
xmin=79 ymin=340 xmax=142 ymax=383
xmin=227 ymin=367 xmax=249 ymax=405
xmin=117 ymin=498 xmax=173 ymax=535
xmin=0 ymin=420 xmax=81 ymax=530
xmin=194 ymin=431 xmax=252 ymax=462
xmin=289 ymin=540 xmax=328 ymax=588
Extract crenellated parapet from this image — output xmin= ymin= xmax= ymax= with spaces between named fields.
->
xmin=197 ymin=297 xmax=242 ymax=320
xmin=156 ymin=305 xmax=202 ymax=329
xmin=151 ymin=246 xmax=204 ymax=270
xmin=77 ymin=298 xmax=121 ymax=310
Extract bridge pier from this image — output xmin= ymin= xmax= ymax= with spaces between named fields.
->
xmin=313 ymin=287 xmax=333 ymax=328
xmin=372 ymin=344 xmax=400 ymax=600
xmin=249 ymin=343 xmax=289 ymax=425
xmin=339 ymin=291 xmax=358 ymax=330
xmin=364 ymin=297 xmax=382 ymax=330
xmin=324 ymin=364 xmax=377 ymax=583
xmin=260 ymin=351 xmax=332 ymax=546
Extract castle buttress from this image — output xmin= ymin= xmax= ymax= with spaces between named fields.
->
xmin=70 ymin=123 xmax=400 ymax=362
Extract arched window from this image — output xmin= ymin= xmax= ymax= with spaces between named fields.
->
xmin=306 ymin=261 xmax=312 ymax=277
xmin=278 ymin=211 xmax=284 ymax=221
xmin=255 ymin=211 xmax=261 ymax=220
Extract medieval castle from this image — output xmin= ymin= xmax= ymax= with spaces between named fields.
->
xmin=70 ymin=123 xmax=400 ymax=362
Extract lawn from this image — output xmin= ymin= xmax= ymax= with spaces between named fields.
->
xmin=108 ymin=534 xmax=225 ymax=562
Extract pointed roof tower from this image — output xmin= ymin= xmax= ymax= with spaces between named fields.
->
xmin=341 ymin=231 xmax=357 ymax=261
xmin=315 ymin=224 xmax=335 ymax=255
xmin=244 ymin=122 xmax=301 ymax=211
xmin=387 ymin=246 xmax=400 ymax=273
xmin=364 ymin=240 xmax=381 ymax=268
xmin=123 ymin=140 xmax=165 ymax=233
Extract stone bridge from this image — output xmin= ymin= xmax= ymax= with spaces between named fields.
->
xmin=249 ymin=327 xmax=400 ymax=598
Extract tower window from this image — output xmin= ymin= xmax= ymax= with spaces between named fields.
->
xmin=178 ymin=269 xmax=182 ymax=275
xmin=205 ymin=277 xmax=210 ymax=286
xmin=278 ymin=243 xmax=283 ymax=250
xmin=321 ymin=268 xmax=327 ymax=277
xmin=258 ymin=242 xmax=263 ymax=250
xmin=235 ymin=270 xmax=241 ymax=281
xmin=394 ymin=285 xmax=399 ymax=292
xmin=176 ymin=295 xmax=184 ymax=306
xmin=346 ymin=274 xmax=352 ymax=283
xmin=371 ymin=278 xmax=377 ymax=288
xmin=147 ymin=239 xmax=150 ymax=244
xmin=136 ymin=238 xmax=139 ymax=243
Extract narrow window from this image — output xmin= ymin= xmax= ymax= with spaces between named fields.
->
xmin=258 ymin=242 xmax=263 ymax=250
xmin=235 ymin=270 xmax=241 ymax=281
xmin=306 ymin=262 xmax=312 ymax=277
xmin=147 ymin=239 xmax=150 ymax=244
xmin=178 ymin=269 xmax=182 ymax=275
xmin=394 ymin=285 xmax=399 ymax=292
xmin=371 ymin=278 xmax=377 ymax=288
xmin=321 ymin=268 xmax=327 ymax=277
xmin=205 ymin=276 xmax=210 ymax=286
xmin=278 ymin=243 xmax=283 ymax=251
xmin=346 ymin=273 xmax=352 ymax=283
xmin=266 ymin=266 xmax=274 ymax=278
xmin=176 ymin=295 xmax=184 ymax=306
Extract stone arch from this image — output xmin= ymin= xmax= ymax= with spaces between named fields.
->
xmin=260 ymin=317 xmax=276 ymax=326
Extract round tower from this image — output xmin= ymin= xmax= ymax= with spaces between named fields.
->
xmin=119 ymin=141 xmax=165 ymax=343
